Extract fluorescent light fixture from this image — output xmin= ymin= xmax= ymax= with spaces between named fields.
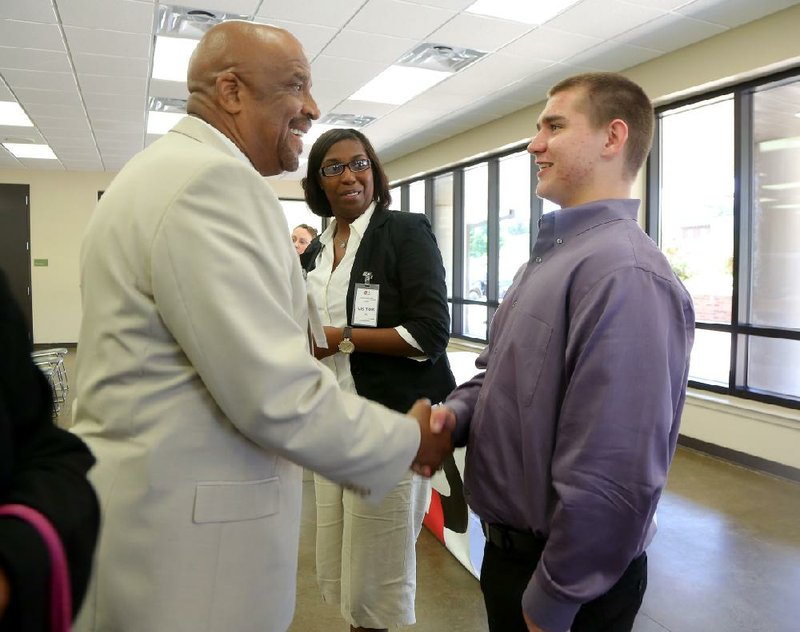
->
xmin=0 ymin=101 xmax=34 ymax=126
xmin=147 ymin=110 xmax=185 ymax=135
xmin=761 ymin=182 xmax=800 ymax=191
xmin=3 ymin=143 xmax=57 ymax=159
xmin=758 ymin=136 xmax=800 ymax=153
xmin=152 ymin=36 xmax=199 ymax=82
xmin=466 ymin=0 xmax=580 ymax=25
xmin=350 ymin=66 xmax=450 ymax=105
xmin=772 ymin=204 xmax=800 ymax=209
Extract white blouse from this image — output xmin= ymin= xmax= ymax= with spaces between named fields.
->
xmin=306 ymin=202 xmax=423 ymax=393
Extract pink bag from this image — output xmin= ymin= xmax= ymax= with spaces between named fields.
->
xmin=0 ymin=504 xmax=71 ymax=632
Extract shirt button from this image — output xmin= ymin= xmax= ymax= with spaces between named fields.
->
xmin=535 ymin=257 xmax=542 ymax=263
xmin=556 ymin=238 xmax=563 ymax=244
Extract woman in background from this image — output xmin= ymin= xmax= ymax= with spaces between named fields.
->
xmin=301 ymin=128 xmax=455 ymax=632
xmin=292 ymin=223 xmax=318 ymax=255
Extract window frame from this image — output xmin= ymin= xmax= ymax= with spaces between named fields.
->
xmin=646 ymin=64 xmax=800 ymax=410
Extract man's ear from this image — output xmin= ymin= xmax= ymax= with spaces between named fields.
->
xmin=603 ymin=118 xmax=628 ymax=159
xmin=216 ymin=71 xmax=242 ymax=114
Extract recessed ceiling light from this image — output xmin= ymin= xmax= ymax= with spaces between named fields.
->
xmin=466 ymin=0 xmax=580 ymax=25
xmin=3 ymin=143 xmax=57 ymax=159
xmin=0 ymin=102 xmax=34 ymax=127
xmin=349 ymin=66 xmax=451 ymax=105
xmin=152 ymin=36 xmax=200 ymax=82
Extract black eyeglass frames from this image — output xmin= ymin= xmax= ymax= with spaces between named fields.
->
xmin=319 ymin=158 xmax=371 ymax=177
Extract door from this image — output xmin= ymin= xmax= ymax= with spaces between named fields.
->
xmin=0 ymin=184 xmax=32 ymax=341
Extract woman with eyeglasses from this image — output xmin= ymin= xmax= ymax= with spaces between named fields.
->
xmin=301 ymin=128 xmax=455 ymax=632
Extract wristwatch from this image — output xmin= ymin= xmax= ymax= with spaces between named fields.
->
xmin=338 ymin=326 xmax=355 ymax=355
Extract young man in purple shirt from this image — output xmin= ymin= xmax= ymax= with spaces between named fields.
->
xmin=432 ymin=73 xmax=695 ymax=632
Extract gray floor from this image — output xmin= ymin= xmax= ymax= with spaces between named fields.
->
xmin=53 ymin=346 xmax=800 ymax=631
xmin=290 ymin=449 xmax=800 ymax=632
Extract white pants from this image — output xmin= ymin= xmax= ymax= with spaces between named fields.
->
xmin=314 ymin=471 xmax=431 ymax=628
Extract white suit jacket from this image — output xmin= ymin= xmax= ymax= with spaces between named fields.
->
xmin=71 ymin=116 xmax=420 ymax=632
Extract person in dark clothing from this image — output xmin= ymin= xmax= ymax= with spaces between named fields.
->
xmin=0 ymin=270 xmax=99 ymax=631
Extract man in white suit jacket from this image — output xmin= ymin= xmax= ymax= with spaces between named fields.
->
xmin=71 ymin=22 xmax=451 ymax=632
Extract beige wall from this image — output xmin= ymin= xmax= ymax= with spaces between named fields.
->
xmin=0 ymin=168 xmax=116 ymax=343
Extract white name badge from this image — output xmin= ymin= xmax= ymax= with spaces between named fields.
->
xmin=352 ymin=283 xmax=380 ymax=327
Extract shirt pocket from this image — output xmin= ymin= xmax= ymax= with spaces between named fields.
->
xmin=492 ymin=312 xmax=552 ymax=408
xmin=192 ymin=477 xmax=280 ymax=524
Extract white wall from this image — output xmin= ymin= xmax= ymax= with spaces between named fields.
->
xmin=386 ymin=5 xmax=800 ymax=473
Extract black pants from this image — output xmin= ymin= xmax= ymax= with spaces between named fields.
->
xmin=479 ymin=539 xmax=647 ymax=632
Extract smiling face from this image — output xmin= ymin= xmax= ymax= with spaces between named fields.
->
xmin=527 ymin=86 xmax=609 ymax=208
xmin=236 ymin=33 xmax=320 ymax=176
xmin=318 ymin=138 xmax=375 ymax=223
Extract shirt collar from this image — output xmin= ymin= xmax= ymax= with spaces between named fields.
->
xmin=188 ymin=115 xmax=253 ymax=168
xmin=539 ymin=198 xmax=640 ymax=243
xmin=320 ymin=201 xmax=378 ymax=246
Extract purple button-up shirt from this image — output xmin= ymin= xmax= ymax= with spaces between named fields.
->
xmin=446 ymin=199 xmax=695 ymax=632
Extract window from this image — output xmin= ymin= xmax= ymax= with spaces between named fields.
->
xmin=433 ymin=174 xmax=454 ymax=298
xmin=649 ymin=68 xmax=800 ymax=407
xmin=408 ymin=180 xmax=426 ymax=214
xmin=498 ymin=151 xmax=532 ymax=302
xmin=280 ymin=199 xmax=321 ymax=236
xmin=463 ymin=163 xmax=489 ymax=338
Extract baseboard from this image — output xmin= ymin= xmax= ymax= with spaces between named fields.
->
xmin=678 ymin=435 xmax=800 ymax=484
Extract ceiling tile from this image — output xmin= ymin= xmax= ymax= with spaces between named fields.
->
xmin=24 ymin=102 xmax=87 ymax=119
xmin=322 ymin=30 xmax=416 ymax=64
xmin=621 ymin=0 xmax=693 ymax=8
xmin=0 ymin=69 xmax=77 ymax=91
xmin=0 ymin=151 xmax=22 ymax=167
xmin=34 ymin=115 xmax=91 ymax=130
xmin=251 ymin=18 xmax=338 ymax=58
xmin=676 ymin=0 xmax=800 ymax=28
xmin=64 ymin=26 xmax=151 ymax=58
xmin=179 ymin=0 xmax=262 ymax=14
xmin=73 ymin=52 xmax=150 ymax=78
xmin=255 ymin=0 xmax=367 ymax=29
xmin=345 ymin=0 xmax=457 ymax=39
xmin=400 ymin=0 xmax=474 ymax=8
xmin=0 ymin=83 xmax=14 ymax=99
xmin=0 ymin=47 xmax=72 ymax=73
xmin=0 ymin=0 xmax=57 ymax=23
xmin=499 ymin=26 xmax=603 ymax=62
xmin=427 ymin=13 xmax=533 ymax=52
xmin=79 ymin=73 xmax=148 ymax=96
xmin=614 ymin=13 xmax=727 ymax=52
xmin=336 ymin=100 xmax=398 ymax=118
xmin=82 ymin=91 xmax=147 ymax=110
xmin=567 ymin=40 xmax=662 ymax=71
xmin=88 ymin=108 xmax=145 ymax=124
xmin=14 ymin=87 xmax=83 ymax=106
xmin=0 ymin=20 xmax=65 ymax=51
xmin=312 ymin=56 xmax=387 ymax=92
xmin=545 ymin=0 xmax=666 ymax=40
xmin=57 ymin=0 xmax=155 ymax=33
xmin=92 ymin=119 xmax=144 ymax=133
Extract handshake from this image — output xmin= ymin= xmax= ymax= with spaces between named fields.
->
xmin=406 ymin=399 xmax=456 ymax=477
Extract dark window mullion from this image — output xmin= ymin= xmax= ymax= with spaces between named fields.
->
xmin=451 ymin=169 xmax=465 ymax=336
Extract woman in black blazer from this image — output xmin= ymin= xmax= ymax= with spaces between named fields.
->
xmin=301 ymin=128 xmax=455 ymax=632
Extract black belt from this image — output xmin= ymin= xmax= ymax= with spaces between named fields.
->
xmin=481 ymin=522 xmax=546 ymax=555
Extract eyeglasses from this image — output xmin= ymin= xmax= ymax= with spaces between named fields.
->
xmin=319 ymin=158 xmax=371 ymax=177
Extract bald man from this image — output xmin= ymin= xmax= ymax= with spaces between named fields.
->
xmin=71 ymin=22 xmax=451 ymax=632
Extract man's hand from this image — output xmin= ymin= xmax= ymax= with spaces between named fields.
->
xmin=430 ymin=404 xmax=456 ymax=434
xmin=407 ymin=399 xmax=453 ymax=476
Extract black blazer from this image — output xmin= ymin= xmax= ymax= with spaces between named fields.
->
xmin=302 ymin=209 xmax=456 ymax=412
